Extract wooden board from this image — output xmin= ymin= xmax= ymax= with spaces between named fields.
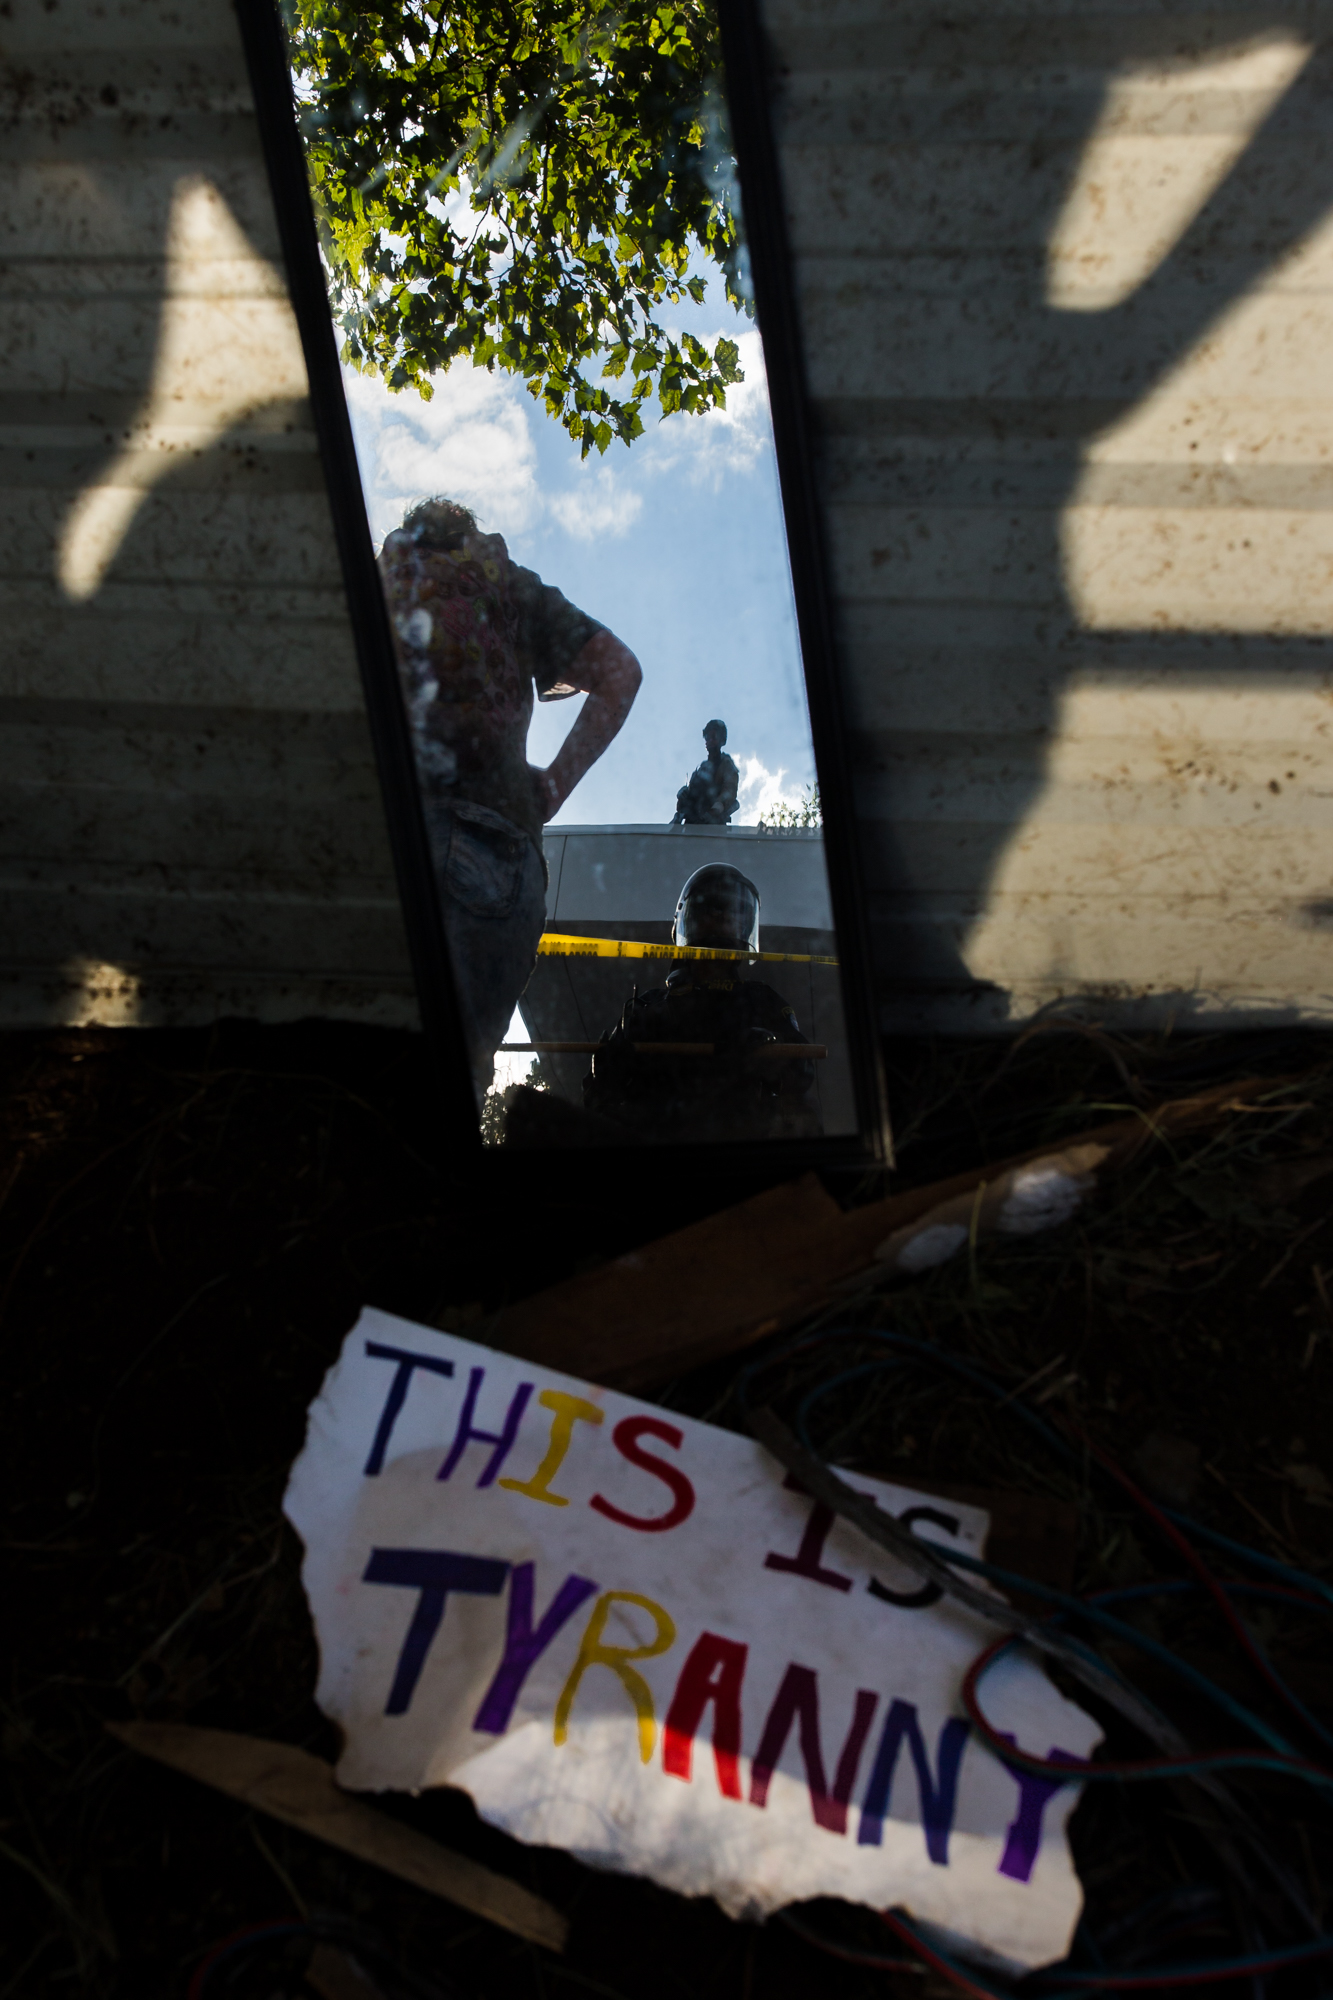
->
xmin=107 ymin=1722 xmax=568 ymax=1952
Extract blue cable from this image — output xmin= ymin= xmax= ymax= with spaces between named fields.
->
xmin=1091 ymin=1579 xmax=1323 ymax=1612
xmin=1032 ymin=1929 xmax=1333 ymax=1990
xmin=746 ymin=1325 xmax=1333 ymax=1756
xmin=886 ymin=1908 xmax=1333 ymax=1997
xmin=1160 ymin=1510 xmax=1333 ymax=1615
xmin=189 ymin=1921 xmax=307 ymax=1999
xmin=736 ymin=1323 xmax=1333 ymax=1994
xmin=787 ymin=1363 xmax=1328 ymax=1766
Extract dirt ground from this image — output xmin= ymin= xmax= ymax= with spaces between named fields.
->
xmin=4 ymin=1020 xmax=1332 ymax=1999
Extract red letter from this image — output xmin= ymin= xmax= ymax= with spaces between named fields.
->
xmin=830 ymin=1689 xmax=880 ymax=1836
xmin=749 ymin=1666 xmax=879 ymax=1834
xmin=750 ymin=1664 xmax=829 ymax=1818
xmin=591 ymin=1416 xmax=696 ymax=1533
xmin=663 ymin=1632 xmax=748 ymax=1799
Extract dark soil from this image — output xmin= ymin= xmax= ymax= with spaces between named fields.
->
xmin=4 ymin=1020 xmax=1333 ymax=2000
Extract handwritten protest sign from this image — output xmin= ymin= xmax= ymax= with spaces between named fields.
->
xmin=286 ymin=1309 xmax=1100 ymax=1971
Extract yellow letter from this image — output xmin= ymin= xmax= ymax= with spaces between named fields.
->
xmin=553 ymin=1591 xmax=676 ymax=1763
xmin=499 ymin=1389 xmax=604 ymax=1507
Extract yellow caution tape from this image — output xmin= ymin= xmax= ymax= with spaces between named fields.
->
xmin=537 ymin=932 xmax=840 ymax=967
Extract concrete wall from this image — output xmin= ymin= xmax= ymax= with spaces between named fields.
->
xmin=766 ymin=0 xmax=1333 ymax=1030
xmin=544 ymin=822 xmax=834 ymax=933
xmin=17 ymin=0 xmax=1333 ymax=1043
xmin=0 ymin=0 xmax=416 ymax=1028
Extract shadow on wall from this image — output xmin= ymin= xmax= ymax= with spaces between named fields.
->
xmin=54 ymin=175 xmax=312 ymax=602
xmin=837 ymin=14 xmax=1333 ymax=1022
xmin=1 ymin=8 xmax=406 ymax=1025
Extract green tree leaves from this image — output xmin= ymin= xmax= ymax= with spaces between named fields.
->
xmin=283 ymin=0 xmax=750 ymax=454
xmin=759 ymin=783 xmax=821 ymax=831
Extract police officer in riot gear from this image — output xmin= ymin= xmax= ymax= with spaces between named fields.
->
xmin=582 ymin=864 xmax=821 ymax=1142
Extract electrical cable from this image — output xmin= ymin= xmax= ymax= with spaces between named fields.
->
xmin=186 ymin=1910 xmax=459 ymax=2000
xmin=875 ymin=1910 xmax=1019 ymax=2000
xmin=1090 ymin=1580 xmax=1325 ymax=1613
xmin=750 ymin=1398 xmax=1327 ymax=1946
xmin=1158 ymin=1511 xmax=1333 ymax=1616
xmin=187 ymin=1921 xmax=305 ymax=2000
xmin=783 ymin=1369 xmax=1326 ymax=1771
xmin=736 ymin=1324 xmax=1333 ymax=1999
xmin=748 ymin=1326 xmax=1333 ymax=1758
xmin=1031 ymin=1932 xmax=1333 ymax=1990
xmin=960 ymin=1630 xmax=1333 ymax=1787
xmin=776 ymin=1907 xmax=923 ymax=1973
xmin=963 ymin=1561 xmax=1319 ymax=1775
xmin=878 ymin=1910 xmax=1333 ymax=1997
xmin=1087 ymin=1884 xmax=1225 ymax=1965
xmin=1069 ymin=1422 xmax=1333 ymax=1756
xmin=755 ymin=1329 xmax=1333 ymax=1937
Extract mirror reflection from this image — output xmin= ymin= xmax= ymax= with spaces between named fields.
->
xmin=278 ymin=0 xmax=856 ymax=1145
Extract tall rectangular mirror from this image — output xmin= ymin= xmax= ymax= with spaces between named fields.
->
xmin=244 ymin=0 xmax=887 ymax=1158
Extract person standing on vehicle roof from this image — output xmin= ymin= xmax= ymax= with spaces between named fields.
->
xmin=379 ymin=497 xmax=642 ymax=1103
xmin=671 ymin=719 xmax=740 ymax=825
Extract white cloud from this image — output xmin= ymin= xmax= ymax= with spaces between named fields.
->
xmin=338 ymin=319 xmax=775 ymax=557
xmin=733 ymin=753 xmax=812 ymax=825
xmin=548 ymin=465 xmax=644 ymax=542
xmin=342 ymin=362 xmax=541 ymax=547
xmin=342 ymin=359 xmax=648 ymax=549
xmin=640 ymin=330 xmax=772 ymax=488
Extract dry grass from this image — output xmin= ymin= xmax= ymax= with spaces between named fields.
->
xmin=3 ymin=1020 xmax=1333 ymax=1997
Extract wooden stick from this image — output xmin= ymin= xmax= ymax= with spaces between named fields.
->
xmin=106 ymin=1722 xmax=568 ymax=1952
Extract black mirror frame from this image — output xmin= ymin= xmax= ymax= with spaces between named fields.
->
xmin=238 ymin=0 xmax=892 ymax=1181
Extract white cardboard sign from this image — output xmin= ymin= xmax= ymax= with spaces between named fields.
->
xmin=285 ymin=1309 xmax=1100 ymax=1971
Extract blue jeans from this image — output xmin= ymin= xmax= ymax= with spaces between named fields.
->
xmin=423 ymin=798 xmax=548 ymax=1104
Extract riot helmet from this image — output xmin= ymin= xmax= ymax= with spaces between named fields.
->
xmin=673 ymin=864 xmax=761 ymax=953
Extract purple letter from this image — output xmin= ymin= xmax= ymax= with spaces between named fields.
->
xmin=362 ymin=1547 xmax=508 ymax=1715
xmin=996 ymin=1738 xmax=1084 ymax=1882
xmin=437 ymin=1367 xmax=533 ymax=1486
xmin=363 ymin=1342 xmax=455 ymax=1475
xmin=472 ymin=1562 xmax=600 ymax=1734
xmin=857 ymin=1700 xmax=969 ymax=1864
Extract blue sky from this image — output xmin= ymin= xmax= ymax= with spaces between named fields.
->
xmin=341 ymin=282 xmax=818 ymax=826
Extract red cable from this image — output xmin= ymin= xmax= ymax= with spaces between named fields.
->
xmin=1063 ymin=1421 xmax=1319 ymax=1740
xmin=880 ymin=1904 xmax=1333 ymax=1993
xmin=186 ymin=1920 xmax=303 ymax=2000
xmin=779 ymin=1911 xmax=920 ymax=1973
xmin=1030 ymin=1946 xmax=1333 ymax=1990
xmin=878 ymin=1908 xmax=1009 ymax=2000
xmin=959 ymin=1633 xmax=1332 ymax=1784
